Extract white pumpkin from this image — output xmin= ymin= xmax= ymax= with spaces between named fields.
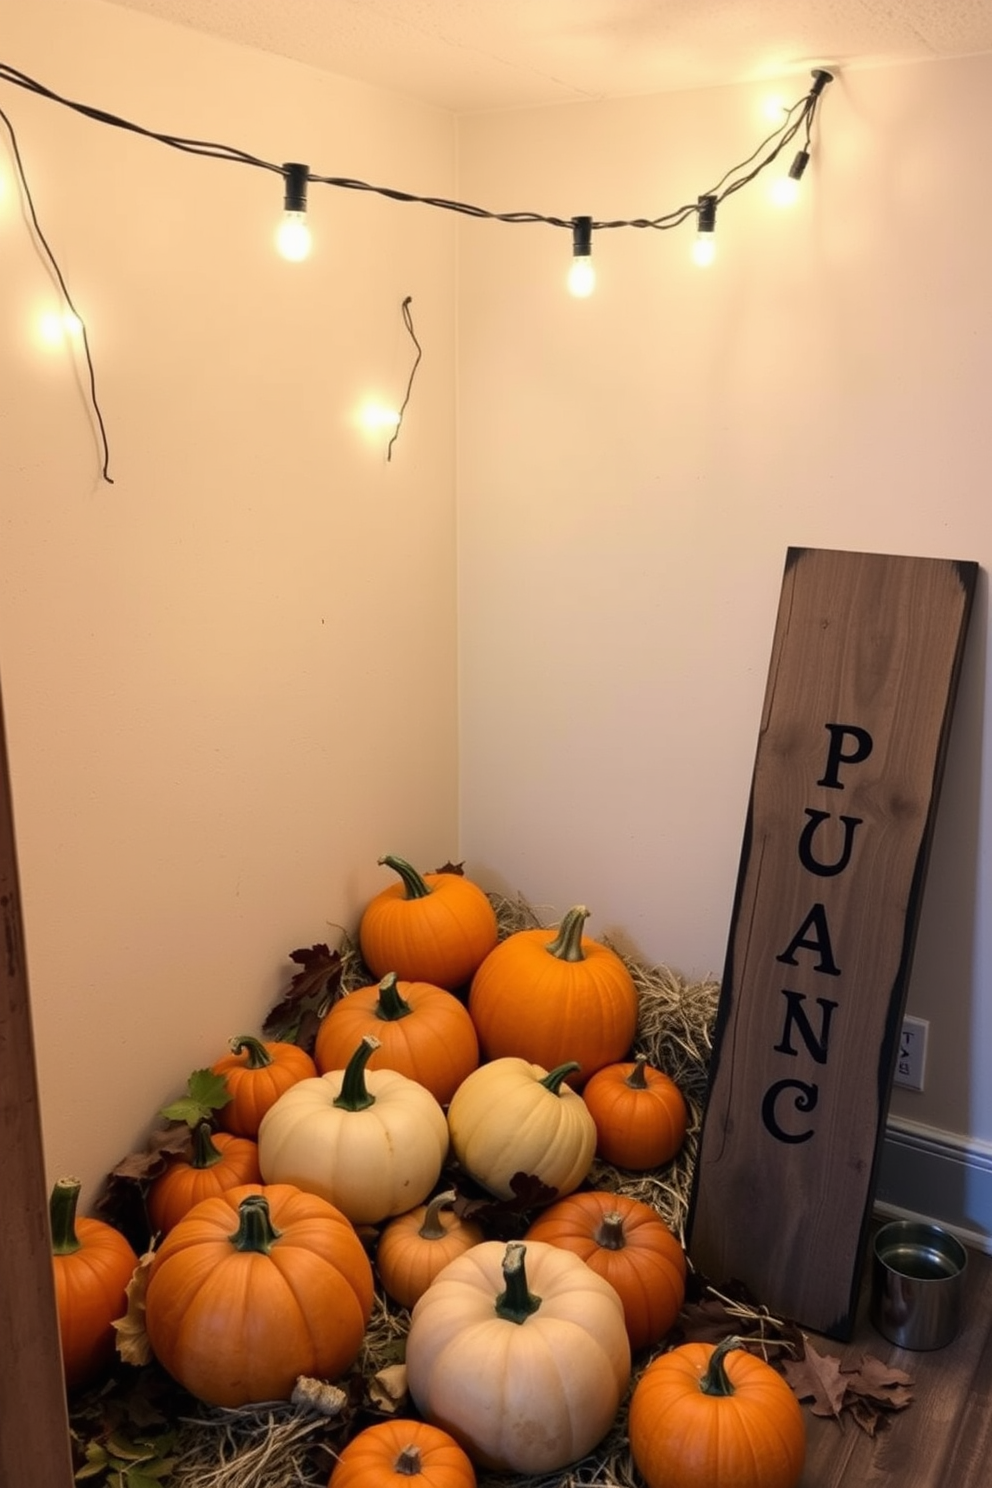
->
xmin=257 ymin=1034 xmax=449 ymax=1225
xmin=406 ymin=1238 xmax=631 ymax=1473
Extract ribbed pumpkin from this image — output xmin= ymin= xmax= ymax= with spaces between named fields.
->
xmin=446 ymin=1057 xmax=596 ymax=1201
xmin=144 ymin=1184 xmax=374 ymax=1407
xmin=628 ymin=1335 xmax=806 ymax=1488
xmin=467 ymin=906 xmax=637 ymax=1087
xmin=211 ymin=1034 xmax=318 ymax=1139
xmin=49 ymin=1177 xmax=139 ymax=1393
xmin=376 ymin=1189 xmax=485 ymax=1310
xmin=582 ymin=1055 xmax=688 ymax=1169
xmin=258 ymin=1035 xmax=450 ymax=1225
xmin=525 ymin=1190 xmax=686 ymax=1353
xmin=315 ymin=973 xmax=479 ymax=1107
xmin=406 ymin=1239 xmax=630 ymax=1474
xmin=359 ymin=855 xmax=498 ymax=990
xmin=146 ymin=1121 xmax=262 ymax=1236
xmin=329 ymin=1418 xmax=477 ymax=1488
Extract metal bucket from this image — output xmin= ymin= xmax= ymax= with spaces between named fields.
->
xmin=870 ymin=1219 xmax=968 ymax=1350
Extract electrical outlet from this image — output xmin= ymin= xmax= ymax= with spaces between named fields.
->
xmin=894 ymin=1015 xmax=929 ymax=1091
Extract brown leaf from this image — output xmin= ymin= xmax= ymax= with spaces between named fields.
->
xmin=109 ymin=1126 xmax=191 ymax=1182
xmin=434 ymin=861 xmax=465 ymax=875
xmin=112 ymin=1248 xmax=156 ymax=1367
xmin=842 ymin=1352 xmax=914 ymax=1410
xmin=781 ymin=1341 xmax=849 ymax=1419
xmin=263 ymin=944 xmax=343 ymax=1039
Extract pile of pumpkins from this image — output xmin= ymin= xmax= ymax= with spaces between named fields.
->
xmin=52 ymin=854 xmax=805 ymax=1488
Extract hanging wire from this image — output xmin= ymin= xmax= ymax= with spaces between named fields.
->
xmin=386 ymin=297 xmax=422 ymax=464
xmin=0 ymin=100 xmax=113 ymax=483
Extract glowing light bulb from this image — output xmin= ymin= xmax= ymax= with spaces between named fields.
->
xmin=359 ymin=402 xmax=401 ymax=432
xmin=38 ymin=308 xmax=83 ymax=345
xmin=567 ymin=214 xmax=595 ymax=297
xmin=762 ymin=94 xmax=789 ymax=124
xmin=693 ymin=194 xmax=717 ymax=267
xmin=771 ymin=149 xmax=810 ymax=208
xmin=277 ymin=162 xmax=311 ymax=261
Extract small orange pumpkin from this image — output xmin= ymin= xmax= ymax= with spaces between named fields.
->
xmin=359 ymin=855 xmax=498 ymax=990
xmin=376 ymin=1189 xmax=485 ymax=1310
xmin=628 ymin=1335 xmax=806 ymax=1488
xmin=146 ymin=1121 xmax=262 ymax=1236
xmin=329 ymin=1418 xmax=477 ymax=1487
xmin=467 ymin=906 xmax=638 ymax=1087
xmin=525 ymin=1189 xmax=686 ymax=1353
xmin=212 ymin=1034 xmax=317 ymax=1139
xmin=49 ymin=1177 xmax=139 ymax=1393
xmin=315 ymin=973 xmax=479 ymax=1106
xmin=582 ymin=1054 xmax=688 ymax=1169
xmin=144 ymin=1183 xmax=374 ymax=1407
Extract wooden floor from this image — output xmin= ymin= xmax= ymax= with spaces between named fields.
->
xmin=799 ymin=1232 xmax=992 ymax=1487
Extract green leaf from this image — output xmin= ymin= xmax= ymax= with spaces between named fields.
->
xmin=160 ymin=1067 xmax=231 ymax=1126
xmin=124 ymin=1472 xmax=175 ymax=1488
xmin=74 ymin=1442 xmax=109 ymax=1480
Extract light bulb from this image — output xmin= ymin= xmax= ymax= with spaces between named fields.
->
xmin=38 ymin=308 xmax=83 ymax=345
xmin=277 ymin=162 xmax=311 ymax=261
xmin=692 ymin=235 xmax=717 ymax=267
xmin=567 ymin=256 xmax=595 ymax=297
xmin=771 ymin=149 xmax=809 ymax=207
xmin=359 ymin=402 xmax=401 ymax=432
xmin=568 ymin=214 xmax=595 ymax=297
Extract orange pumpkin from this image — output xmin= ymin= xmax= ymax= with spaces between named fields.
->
xmin=315 ymin=973 xmax=479 ymax=1106
xmin=582 ymin=1054 xmax=687 ymax=1169
xmin=146 ymin=1121 xmax=262 ymax=1236
xmin=359 ymin=855 xmax=498 ymax=990
xmin=329 ymin=1418 xmax=477 ymax=1487
xmin=144 ymin=1184 xmax=374 ymax=1407
xmin=376 ymin=1189 xmax=485 ymax=1310
xmin=467 ymin=906 xmax=638 ymax=1086
xmin=628 ymin=1335 xmax=806 ymax=1488
xmin=212 ymin=1034 xmax=317 ymax=1139
xmin=49 ymin=1177 xmax=139 ymax=1393
xmin=525 ymin=1190 xmax=686 ymax=1353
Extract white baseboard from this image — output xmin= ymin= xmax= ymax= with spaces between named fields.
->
xmin=876 ymin=1117 xmax=992 ymax=1255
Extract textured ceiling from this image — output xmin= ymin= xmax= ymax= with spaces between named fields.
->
xmin=100 ymin=0 xmax=992 ymax=111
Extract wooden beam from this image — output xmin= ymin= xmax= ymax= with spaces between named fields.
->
xmin=0 ymin=684 xmax=75 ymax=1486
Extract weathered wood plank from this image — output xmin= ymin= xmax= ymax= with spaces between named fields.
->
xmin=0 ymin=684 xmax=75 ymax=1487
xmin=687 ymin=547 xmax=977 ymax=1337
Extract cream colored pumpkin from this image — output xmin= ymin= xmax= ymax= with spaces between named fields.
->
xmin=446 ymin=1057 xmax=596 ymax=1200
xmin=257 ymin=1035 xmax=449 ymax=1226
xmin=406 ymin=1238 xmax=631 ymax=1474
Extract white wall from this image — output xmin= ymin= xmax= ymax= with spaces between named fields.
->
xmin=457 ymin=59 xmax=992 ymax=1148
xmin=0 ymin=0 xmax=460 ymax=1204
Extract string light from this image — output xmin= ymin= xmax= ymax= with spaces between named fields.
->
xmin=771 ymin=148 xmax=809 ymax=206
xmin=567 ymin=215 xmax=595 ymax=297
xmin=692 ymin=194 xmax=717 ymax=266
xmin=275 ymin=161 xmax=311 ymax=261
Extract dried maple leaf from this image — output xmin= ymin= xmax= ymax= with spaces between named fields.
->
xmin=841 ymin=1352 xmax=914 ymax=1410
xmin=434 ymin=861 xmax=465 ymax=875
xmin=112 ymin=1248 xmax=156 ymax=1367
xmin=781 ymin=1341 xmax=850 ymax=1419
xmin=263 ymin=943 xmax=343 ymax=1041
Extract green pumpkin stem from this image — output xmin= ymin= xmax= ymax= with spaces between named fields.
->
xmin=229 ymin=1194 xmax=283 ymax=1254
xmin=379 ymin=854 xmax=432 ymax=901
xmin=49 ymin=1177 xmax=84 ymax=1256
xmin=626 ymin=1055 xmax=650 ymax=1090
xmin=375 ymin=972 xmax=413 ymax=1022
xmin=418 ymin=1190 xmax=458 ymax=1241
xmin=333 ymin=1034 xmax=380 ymax=1111
xmin=699 ymin=1335 xmax=747 ymax=1396
xmin=545 ymin=906 xmax=590 ymax=963
xmin=190 ymin=1120 xmax=226 ymax=1170
xmin=495 ymin=1242 xmax=542 ymax=1324
xmin=595 ymin=1212 xmax=628 ymax=1252
xmin=395 ymin=1446 xmax=424 ymax=1476
xmin=229 ymin=1034 xmax=273 ymax=1069
xmin=540 ymin=1061 xmax=582 ymax=1095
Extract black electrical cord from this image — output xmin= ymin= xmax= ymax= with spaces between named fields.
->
xmin=386 ymin=297 xmax=422 ymax=464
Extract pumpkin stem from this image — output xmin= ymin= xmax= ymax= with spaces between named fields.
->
xmin=698 ymin=1335 xmax=747 ymax=1396
xmin=229 ymin=1034 xmax=273 ymax=1069
xmin=333 ymin=1034 xmax=380 ymax=1112
xmin=418 ymin=1189 xmax=458 ymax=1241
xmin=544 ymin=905 xmax=590 ymax=963
xmin=626 ymin=1054 xmax=650 ymax=1090
xmin=494 ymin=1242 xmax=542 ymax=1324
xmin=394 ymin=1445 xmax=424 ymax=1476
xmin=229 ymin=1194 xmax=283 ymax=1254
xmin=190 ymin=1120 xmax=226 ymax=1170
xmin=540 ymin=1061 xmax=582 ymax=1095
xmin=595 ymin=1212 xmax=628 ymax=1251
xmin=49 ymin=1177 xmax=84 ymax=1256
xmin=375 ymin=972 xmax=414 ymax=1022
xmin=379 ymin=854 xmax=432 ymax=901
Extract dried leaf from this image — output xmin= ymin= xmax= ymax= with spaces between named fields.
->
xmin=112 ymin=1248 xmax=156 ymax=1367
xmin=109 ymin=1127 xmax=191 ymax=1183
xmin=434 ymin=861 xmax=465 ymax=875
xmin=264 ymin=944 xmax=343 ymax=1041
xmin=454 ymin=1171 xmax=560 ymax=1237
xmin=781 ymin=1341 xmax=849 ymax=1419
xmin=368 ymin=1363 xmax=408 ymax=1413
xmin=842 ymin=1350 xmax=914 ymax=1406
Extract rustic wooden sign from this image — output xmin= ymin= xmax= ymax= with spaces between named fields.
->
xmin=686 ymin=547 xmax=977 ymax=1339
